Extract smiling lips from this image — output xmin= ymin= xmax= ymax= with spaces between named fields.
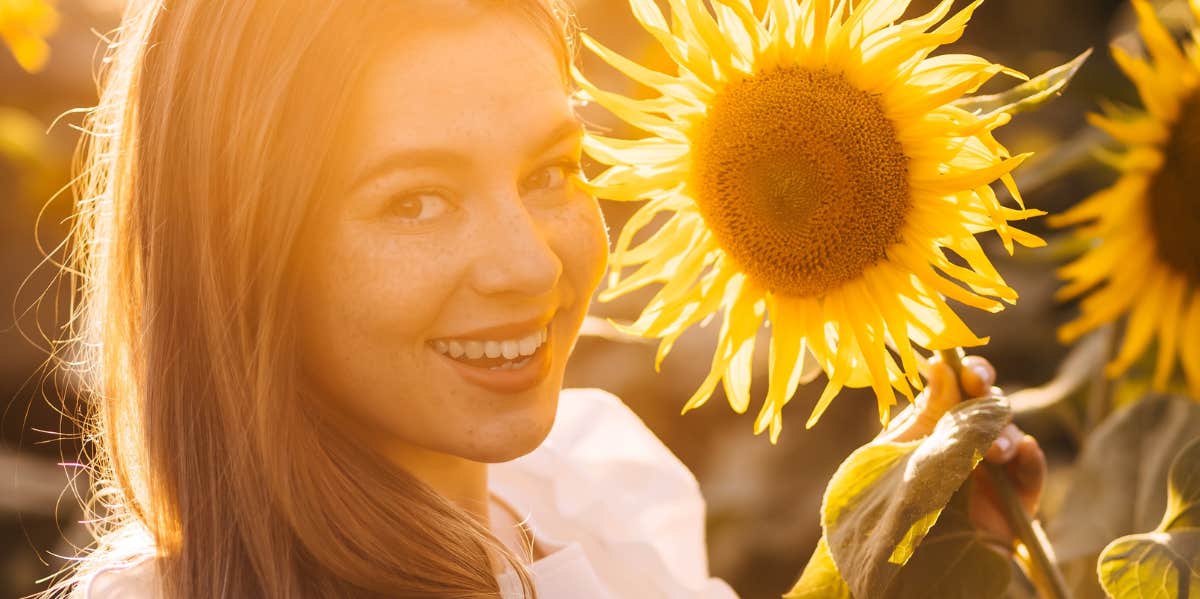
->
xmin=431 ymin=327 xmax=548 ymax=368
xmin=429 ymin=323 xmax=554 ymax=392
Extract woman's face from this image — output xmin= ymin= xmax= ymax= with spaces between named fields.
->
xmin=297 ymin=10 xmax=608 ymax=464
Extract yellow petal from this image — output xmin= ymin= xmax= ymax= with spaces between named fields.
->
xmin=712 ymin=0 xmax=768 ymax=62
xmin=1107 ymin=269 xmax=1168 ymax=377
xmin=911 ymin=153 xmax=1031 ymax=193
xmin=1151 ymin=274 xmax=1187 ymax=391
xmin=844 ymin=286 xmax=900 ymax=422
xmin=629 ymin=0 xmax=717 ymax=83
xmin=756 ymin=294 xmax=809 ymax=431
xmin=580 ymin=33 xmax=711 ymax=104
xmin=1087 ymin=112 xmax=1168 ymax=146
xmin=584 ymin=135 xmax=691 ymax=167
xmin=1131 ymin=0 xmax=1193 ymax=79
xmin=655 ymin=266 xmax=742 ymax=369
xmin=574 ymin=67 xmax=688 ymax=139
xmin=723 ymin=339 xmax=756 ymax=414
xmin=805 ymin=317 xmax=853 ymax=430
xmin=1179 ymin=292 xmax=1200 ymax=399
xmin=1111 ymin=45 xmax=1180 ymax=122
xmin=860 ymin=266 xmax=924 ymax=389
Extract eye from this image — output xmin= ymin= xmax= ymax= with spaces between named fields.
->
xmin=521 ymin=162 xmax=580 ymax=194
xmin=388 ymin=191 xmax=453 ymax=224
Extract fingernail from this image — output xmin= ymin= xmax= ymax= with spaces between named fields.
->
xmin=994 ymin=435 xmax=1012 ymax=454
xmin=969 ymin=364 xmax=993 ymax=390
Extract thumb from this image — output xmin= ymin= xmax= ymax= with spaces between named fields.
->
xmin=959 ymin=355 xmax=997 ymax=399
xmin=884 ymin=358 xmax=961 ymax=442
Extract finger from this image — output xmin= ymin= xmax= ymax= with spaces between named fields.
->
xmin=878 ymin=359 xmax=961 ymax=442
xmin=960 ymin=355 xmax=996 ymax=399
xmin=921 ymin=359 xmax=963 ymax=422
xmin=984 ymin=423 xmax=1024 ymax=464
xmin=967 ymin=469 xmax=1016 ymax=545
xmin=1009 ymin=434 xmax=1046 ymax=515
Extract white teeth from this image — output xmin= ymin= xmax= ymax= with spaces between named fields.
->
xmin=431 ymin=326 xmax=549 ymax=361
xmin=490 ymin=356 xmax=532 ymax=371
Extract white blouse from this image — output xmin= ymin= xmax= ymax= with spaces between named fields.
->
xmin=80 ymin=388 xmax=737 ymax=599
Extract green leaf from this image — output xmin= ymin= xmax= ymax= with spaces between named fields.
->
xmin=786 ymin=538 xmax=852 ymax=599
xmin=880 ymin=483 xmax=1013 ymax=599
xmin=952 ymin=49 xmax=1092 ymax=119
xmin=1098 ymin=437 xmax=1200 ymax=598
xmin=1162 ymin=439 xmax=1200 ymax=532
xmin=1048 ymin=396 xmax=1200 ymax=563
xmin=787 ymin=487 xmax=1015 ymax=599
xmin=787 ymin=395 xmax=1012 ymax=599
xmin=1099 ymin=532 xmax=1200 ymax=598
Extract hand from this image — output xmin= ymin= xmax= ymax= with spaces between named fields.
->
xmin=878 ymin=355 xmax=1046 ymax=550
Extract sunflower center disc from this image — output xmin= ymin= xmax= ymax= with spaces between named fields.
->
xmin=692 ymin=68 xmax=910 ymax=298
xmin=1147 ymin=91 xmax=1200 ymax=286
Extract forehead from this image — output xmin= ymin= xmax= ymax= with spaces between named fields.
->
xmin=347 ymin=10 xmax=571 ymax=159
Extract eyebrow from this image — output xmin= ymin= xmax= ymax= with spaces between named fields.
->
xmin=347 ymin=117 xmax=584 ymax=193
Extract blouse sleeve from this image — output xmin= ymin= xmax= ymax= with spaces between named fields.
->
xmin=489 ymin=388 xmax=739 ymax=599
xmin=75 ymin=558 xmax=158 ymax=599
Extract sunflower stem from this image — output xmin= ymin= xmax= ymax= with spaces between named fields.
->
xmin=936 ymin=348 xmax=1072 ymax=599
xmin=1083 ymin=324 xmax=1118 ymax=435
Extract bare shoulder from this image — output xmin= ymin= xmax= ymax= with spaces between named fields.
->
xmin=74 ymin=558 xmax=158 ymax=599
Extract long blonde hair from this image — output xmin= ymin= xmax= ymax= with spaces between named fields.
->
xmin=46 ymin=1 xmax=576 ymax=597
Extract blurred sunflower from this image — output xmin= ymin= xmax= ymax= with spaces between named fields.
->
xmin=0 ymin=0 xmax=58 ymax=73
xmin=1051 ymin=0 xmax=1200 ymax=399
xmin=579 ymin=0 xmax=1046 ymax=441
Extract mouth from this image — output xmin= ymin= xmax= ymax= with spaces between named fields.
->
xmin=429 ymin=326 xmax=548 ymax=371
xmin=427 ymin=322 xmax=555 ymax=393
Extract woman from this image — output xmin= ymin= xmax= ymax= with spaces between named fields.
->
xmin=50 ymin=0 xmax=1045 ymax=597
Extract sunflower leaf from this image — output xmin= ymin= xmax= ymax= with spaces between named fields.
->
xmin=788 ymin=482 xmax=1015 ymax=599
xmin=1098 ymin=436 xmax=1200 ymax=598
xmin=785 ymin=538 xmax=852 ymax=599
xmin=1048 ymin=394 xmax=1200 ymax=564
xmin=1040 ymin=394 xmax=1200 ymax=598
xmin=787 ymin=395 xmax=1012 ymax=599
xmin=878 ymin=482 xmax=1014 ymax=599
xmin=952 ymin=49 xmax=1092 ymax=119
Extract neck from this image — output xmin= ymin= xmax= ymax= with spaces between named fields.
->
xmin=370 ymin=435 xmax=540 ymax=570
xmin=381 ymin=441 xmax=491 ymax=524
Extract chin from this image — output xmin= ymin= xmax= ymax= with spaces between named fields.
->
xmin=459 ymin=390 xmax=559 ymax=463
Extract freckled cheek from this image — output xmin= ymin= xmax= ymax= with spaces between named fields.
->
xmin=548 ymin=201 xmax=609 ymax=300
xmin=337 ymin=236 xmax=464 ymax=352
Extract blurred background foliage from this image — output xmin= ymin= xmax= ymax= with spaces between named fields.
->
xmin=0 ymin=1 xmax=1192 ymax=597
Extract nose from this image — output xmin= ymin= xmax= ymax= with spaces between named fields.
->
xmin=468 ymin=196 xmax=562 ymax=298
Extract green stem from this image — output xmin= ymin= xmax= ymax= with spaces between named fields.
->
xmin=1083 ymin=324 xmax=1118 ymax=436
xmin=936 ymin=348 xmax=1071 ymax=599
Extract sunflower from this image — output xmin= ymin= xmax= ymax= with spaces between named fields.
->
xmin=0 ymin=0 xmax=58 ymax=73
xmin=1051 ymin=0 xmax=1200 ymax=400
xmin=579 ymin=0 xmax=1047 ymax=441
